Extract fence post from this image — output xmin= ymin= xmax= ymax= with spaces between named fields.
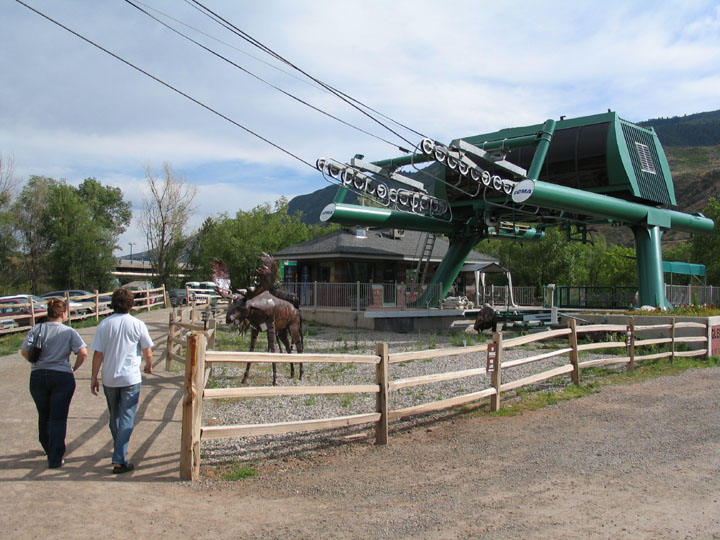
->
xmin=670 ymin=316 xmax=676 ymax=363
xmin=180 ymin=332 xmax=206 ymax=481
xmin=165 ymin=311 xmax=175 ymax=371
xmin=705 ymin=320 xmax=711 ymax=361
xmin=64 ymin=292 xmax=72 ymax=324
xmin=313 ymin=281 xmax=317 ymax=311
xmin=145 ymin=288 xmax=151 ymax=312
xmin=356 ymin=281 xmax=361 ymax=311
xmin=568 ymin=318 xmax=580 ymax=385
xmin=207 ymin=318 xmax=217 ymax=350
xmin=375 ymin=342 xmax=389 ymax=445
xmin=162 ymin=284 xmax=169 ymax=308
xmin=626 ymin=317 xmax=635 ymax=370
xmin=489 ymin=332 xmax=503 ymax=412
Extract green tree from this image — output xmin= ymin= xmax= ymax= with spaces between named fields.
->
xmin=197 ymin=198 xmax=336 ymax=286
xmin=44 ymin=182 xmax=123 ymax=291
xmin=77 ymin=178 xmax=132 ymax=239
xmin=185 ymin=217 xmax=216 ymax=282
xmin=14 ymin=176 xmax=131 ymax=293
xmin=0 ymin=153 xmax=20 ymax=292
xmin=14 ymin=176 xmax=56 ymax=293
xmin=596 ymin=244 xmax=637 ymax=286
xmin=478 ymin=227 xmax=637 ymax=289
xmin=690 ymin=196 xmax=720 ymax=284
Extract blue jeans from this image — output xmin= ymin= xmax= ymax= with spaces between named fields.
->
xmin=103 ymin=383 xmax=141 ymax=466
xmin=29 ymin=369 xmax=76 ymax=468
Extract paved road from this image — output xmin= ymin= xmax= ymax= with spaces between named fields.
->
xmin=0 ymin=308 xmax=182 ymax=481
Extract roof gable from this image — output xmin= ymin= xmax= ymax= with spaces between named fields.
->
xmin=274 ymin=228 xmax=497 ymax=264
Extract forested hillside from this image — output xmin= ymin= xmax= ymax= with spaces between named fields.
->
xmin=640 ymin=109 xmax=720 ymax=147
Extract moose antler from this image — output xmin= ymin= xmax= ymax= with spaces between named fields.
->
xmin=210 ymin=258 xmax=233 ymax=299
xmin=257 ymin=252 xmax=279 ymax=290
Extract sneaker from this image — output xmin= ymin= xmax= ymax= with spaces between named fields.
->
xmin=112 ymin=462 xmax=135 ymax=474
xmin=48 ymin=459 xmax=65 ymax=469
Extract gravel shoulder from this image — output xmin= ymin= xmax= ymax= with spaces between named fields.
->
xmin=1 ymin=309 xmax=719 ymax=539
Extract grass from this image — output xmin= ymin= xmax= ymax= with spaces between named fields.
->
xmin=459 ymin=355 xmax=720 ymax=419
xmin=448 ymin=332 xmax=488 ymax=347
xmin=0 ymin=333 xmax=25 ymax=357
xmin=218 ymin=461 xmax=258 ymax=482
xmin=414 ymin=331 xmax=438 ymax=351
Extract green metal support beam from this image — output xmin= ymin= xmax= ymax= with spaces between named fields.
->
xmin=633 ymin=226 xmax=672 ymax=309
xmin=512 ymin=179 xmax=713 ymax=235
xmin=320 ymin=203 xmax=456 ymax=234
xmin=421 ymin=235 xmax=477 ymax=305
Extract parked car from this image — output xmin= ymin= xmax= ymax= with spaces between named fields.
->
xmin=41 ymin=290 xmax=99 ymax=315
xmin=122 ymin=282 xmax=158 ymax=306
xmin=168 ymin=289 xmax=189 ymax=307
xmin=185 ymin=281 xmax=221 ymax=306
xmin=0 ymin=295 xmax=49 ymax=327
xmin=0 ymin=318 xmax=19 ymax=331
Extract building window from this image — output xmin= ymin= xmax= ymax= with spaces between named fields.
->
xmin=635 ymin=142 xmax=656 ymax=174
xmin=319 ymin=263 xmax=331 ymax=282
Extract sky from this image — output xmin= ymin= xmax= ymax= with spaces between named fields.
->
xmin=1 ymin=0 xmax=719 ymax=256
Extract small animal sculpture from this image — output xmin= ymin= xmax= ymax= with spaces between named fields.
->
xmin=212 ymin=257 xmax=303 ymax=385
xmin=473 ymin=303 xmax=499 ymax=333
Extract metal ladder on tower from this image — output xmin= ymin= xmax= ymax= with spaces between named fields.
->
xmin=414 ymin=232 xmax=436 ymax=289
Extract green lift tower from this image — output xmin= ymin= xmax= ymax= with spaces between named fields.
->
xmin=317 ymin=111 xmax=713 ymax=309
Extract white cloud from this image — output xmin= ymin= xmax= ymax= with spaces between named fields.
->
xmin=3 ymin=0 xmax=720 ymax=254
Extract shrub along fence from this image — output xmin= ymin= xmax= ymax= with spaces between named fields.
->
xmin=178 ymin=317 xmax=709 ymax=480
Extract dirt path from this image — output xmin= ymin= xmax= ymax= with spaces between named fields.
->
xmin=1 ymin=309 xmax=719 ymax=539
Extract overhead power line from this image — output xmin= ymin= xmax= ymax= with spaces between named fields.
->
xmin=123 ymin=0 xmax=405 ymax=150
xmin=14 ymin=0 xmax=316 ymax=171
xmin=186 ymin=0 xmax=428 ymax=152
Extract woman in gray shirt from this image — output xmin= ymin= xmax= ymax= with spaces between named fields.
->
xmin=21 ymin=298 xmax=87 ymax=468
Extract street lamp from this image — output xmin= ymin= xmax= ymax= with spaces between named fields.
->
xmin=129 ymin=242 xmax=135 ymax=262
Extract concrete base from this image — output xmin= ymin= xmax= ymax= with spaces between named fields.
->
xmin=300 ymin=308 xmax=472 ymax=333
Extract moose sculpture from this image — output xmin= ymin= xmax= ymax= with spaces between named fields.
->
xmin=212 ymin=256 xmax=303 ymax=385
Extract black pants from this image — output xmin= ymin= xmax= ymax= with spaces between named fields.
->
xmin=29 ymin=369 xmax=76 ymax=468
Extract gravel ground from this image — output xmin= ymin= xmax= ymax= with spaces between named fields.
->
xmin=202 ymin=322 xmax=615 ymax=467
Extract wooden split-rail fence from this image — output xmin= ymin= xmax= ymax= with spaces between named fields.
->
xmin=0 ymin=285 xmax=167 ymax=337
xmin=168 ymin=314 xmax=710 ymax=480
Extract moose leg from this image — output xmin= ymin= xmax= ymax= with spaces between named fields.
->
xmin=241 ymin=326 xmax=260 ymax=384
xmin=276 ymin=328 xmax=296 ymax=378
xmin=289 ymin=322 xmax=304 ymax=380
xmin=266 ymin=320 xmax=277 ymax=386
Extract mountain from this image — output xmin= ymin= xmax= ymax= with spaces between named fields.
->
xmin=639 ymin=109 xmax=720 ymax=147
xmin=288 ymin=184 xmax=359 ymax=225
xmin=290 ymin=111 xmax=720 ymax=242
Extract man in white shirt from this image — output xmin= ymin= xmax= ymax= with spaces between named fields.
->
xmin=91 ymin=288 xmax=153 ymax=474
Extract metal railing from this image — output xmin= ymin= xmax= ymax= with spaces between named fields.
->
xmin=666 ymin=284 xmax=720 ymax=306
xmin=280 ymin=282 xmax=444 ymax=310
xmin=475 ymin=286 xmax=538 ymax=307
xmin=545 ymin=284 xmax=720 ymax=309
xmin=277 ymin=282 xmax=540 ymax=310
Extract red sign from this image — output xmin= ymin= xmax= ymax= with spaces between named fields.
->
xmin=711 ymin=325 xmax=720 ymax=356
